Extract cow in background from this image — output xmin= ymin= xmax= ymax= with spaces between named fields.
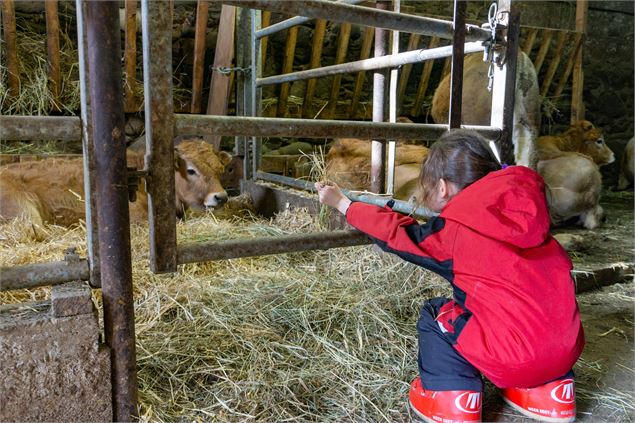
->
xmin=617 ymin=136 xmax=634 ymax=190
xmin=431 ymin=51 xmax=541 ymax=168
xmin=0 ymin=139 xmax=232 ymax=226
xmin=536 ymin=120 xmax=615 ymax=166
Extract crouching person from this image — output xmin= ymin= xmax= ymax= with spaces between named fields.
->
xmin=315 ymin=130 xmax=584 ymax=423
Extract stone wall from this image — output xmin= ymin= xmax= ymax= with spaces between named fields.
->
xmin=0 ymin=282 xmax=112 ymax=422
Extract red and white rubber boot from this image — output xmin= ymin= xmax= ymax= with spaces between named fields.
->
xmin=409 ymin=376 xmax=482 ymax=423
xmin=502 ymin=377 xmax=577 ymax=422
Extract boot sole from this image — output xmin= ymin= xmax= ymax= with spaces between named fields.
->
xmin=502 ymin=396 xmax=576 ymax=423
xmin=408 ymin=399 xmax=438 ymax=423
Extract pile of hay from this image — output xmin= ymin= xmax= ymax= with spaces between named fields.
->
xmin=0 ymin=196 xmax=449 ymax=422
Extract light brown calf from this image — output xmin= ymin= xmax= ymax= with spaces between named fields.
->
xmin=536 ymin=120 xmax=615 ymax=166
xmin=0 ymin=139 xmax=232 ymax=226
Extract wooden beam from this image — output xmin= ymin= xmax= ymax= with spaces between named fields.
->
xmin=396 ymin=33 xmax=421 ymax=112
xmin=260 ymin=10 xmax=271 ymax=69
xmin=124 ymin=0 xmax=138 ymax=112
xmin=1 ymin=0 xmax=19 ymax=97
xmin=571 ymin=0 xmax=588 ymax=123
xmin=347 ymin=26 xmax=374 ymax=118
xmin=325 ymin=23 xmax=351 ymax=119
xmin=410 ymin=36 xmax=439 ymax=116
xmin=553 ymin=32 xmax=583 ymax=98
xmin=533 ymin=29 xmax=553 ymax=74
xmin=276 ymin=25 xmax=298 ymax=117
xmin=190 ymin=0 xmax=209 ymax=113
xmin=301 ymin=19 xmax=327 ymax=118
xmin=45 ymin=0 xmax=61 ymax=111
xmin=205 ymin=4 xmax=235 ymax=150
xmin=540 ymin=31 xmax=568 ymax=97
xmin=521 ymin=26 xmax=538 ymax=56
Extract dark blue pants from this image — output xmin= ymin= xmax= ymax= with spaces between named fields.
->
xmin=417 ymin=297 xmax=574 ymax=392
xmin=417 ymin=297 xmax=483 ymax=392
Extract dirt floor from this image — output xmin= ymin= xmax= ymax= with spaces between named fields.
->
xmin=483 ymin=190 xmax=635 ymax=422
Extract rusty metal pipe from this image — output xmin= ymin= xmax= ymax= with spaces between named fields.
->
xmin=448 ymin=0 xmax=467 ymax=128
xmin=84 ymin=1 xmax=138 ymax=420
xmin=223 ymin=0 xmax=491 ymax=42
xmin=175 ymin=115 xmax=502 ymax=140
xmin=0 ymin=260 xmax=89 ymax=292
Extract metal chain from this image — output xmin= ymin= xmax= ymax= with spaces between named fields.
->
xmin=482 ymin=2 xmax=498 ymax=92
xmin=209 ymin=66 xmax=252 ymax=76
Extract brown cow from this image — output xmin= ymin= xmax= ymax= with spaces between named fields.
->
xmin=538 ymin=153 xmax=603 ymax=230
xmin=536 ymin=120 xmax=615 ymax=166
xmin=325 ymin=138 xmax=428 ymax=201
xmin=0 ymin=139 xmax=232 ymax=226
xmin=617 ymin=136 xmax=634 ymax=190
xmin=431 ymin=52 xmax=541 ymax=168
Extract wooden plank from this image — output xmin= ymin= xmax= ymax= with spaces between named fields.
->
xmin=205 ymin=5 xmax=235 ymax=150
xmin=1 ymin=0 xmax=19 ymax=97
xmin=553 ymin=32 xmax=583 ymax=98
xmin=347 ymin=26 xmax=374 ymax=118
xmin=571 ymin=0 xmax=588 ymax=123
xmin=540 ymin=31 xmax=568 ymax=97
xmin=124 ymin=0 xmax=138 ymax=112
xmin=301 ymin=19 xmax=327 ymax=118
xmin=324 ymin=23 xmax=352 ymax=119
xmin=410 ymin=36 xmax=439 ymax=116
xmin=276 ymin=25 xmax=298 ymax=117
xmin=533 ymin=29 xmax=553 ymax=74
xmin=45 ymin=0 xmax=61 ymax=111
xmin=521 ymin=26 xmax=538 ymax=56
xmin=190 ymin=0 xmax=209 ymax=113
xmin=260 ymin=10 xmax=271 ymax=69
xmin=396 ymin=33 xmax=421 ymax=112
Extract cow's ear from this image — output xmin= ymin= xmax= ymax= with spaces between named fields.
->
xmin=580 ymin=120 xmax=594 ymax=132
xmin=218 ymin=150 xmax=233 ymax=166
xmin=174 ymin=148 xmax=188 ymax=177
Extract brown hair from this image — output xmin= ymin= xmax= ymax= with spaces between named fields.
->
xmin=417 ymin=129 xmax=502 ymax=207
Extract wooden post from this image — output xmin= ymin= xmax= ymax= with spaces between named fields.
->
xmin=571 ymin=0 xmax=588 ymax=123
xmin=1 ymin=0 xmax=19 ymax=97
xmin=540 ymin=31 xmax=568 ymax=97
xmin=396 ymin=33 xmax=421 ymax=113
xmin=276 ymin=26 xmax=298 ymax=117
xmin=553 ymin=32 xmax=583 ymax=98
xmin=410 ymin=37 xmax=439 ymax=116
xmin=45 ymin=0 xmax=61 ymax=111
xmin=521 ymin=27 xmax=538 ymax=55
xmin=124 ymin=0 xmax=138 ymax=112
xmin=205 ymin=5 xmax=235 ymax=150
xmin=260 ymin=10 xmax=271 ymax=69
xmin=325 ymin=23 xmax=351 ymax=119
xmin=347 ymin=26 xmax=374 ymax=118
xmin=190 ymin=0 xmax=209 ymax=113
xmin=302 ymin=19 xmax=327 ymax=118
xmin=533 ymin=29 xmax=553 ymax=74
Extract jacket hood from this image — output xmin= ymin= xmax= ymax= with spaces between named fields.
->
xmin=440 ymin=166 xmax=551 ymax=248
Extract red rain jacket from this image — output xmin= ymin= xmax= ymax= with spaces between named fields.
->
xmin=346 ymin=166 xmax=584 ymax=388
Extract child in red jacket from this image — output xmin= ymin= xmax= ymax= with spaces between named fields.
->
xmin=315 ymin=130 xmax=584 ymax=423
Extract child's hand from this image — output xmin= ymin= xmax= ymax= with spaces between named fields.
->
xmin=315 ymin=181 xmax=351 ymax=215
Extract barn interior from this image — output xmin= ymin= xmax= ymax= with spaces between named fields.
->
xmin=0 ymin=1 xmax=633 ymax=422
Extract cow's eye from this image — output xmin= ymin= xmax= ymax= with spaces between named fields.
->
xmin=596 ymin=139 xmax=604 ymax=145
xmin=187 ymin=168 xmax=197 ymax=176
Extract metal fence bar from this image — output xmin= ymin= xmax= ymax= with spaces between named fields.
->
xmin=85 ymin=1 xmax=138 ymax=420
xmin=255 ymin=0 xmax=364 ymax=39
xmin=174 ymin=114 xmax=502 ymax=140
xmin=0 ymin=116 xmax=81 ymax=141
xmin=141 ymin=0 xmax=178 ymax=273
xmin=224 ymin=0 xmax=491 ymax=41
xmin=257 ymin=42 xmax=485 ymax=87
xmin=371 ymin=0 xmax=389 ymax=194
xmin=0 ymin=260 xmax=90 ymax=292
xmin=177 ymin=230 xmax=371 ymax=264
xmin=448 ymin=0 xmax=466 ymax=128
xmin=255 ymin=171 xmax=436 ymax=218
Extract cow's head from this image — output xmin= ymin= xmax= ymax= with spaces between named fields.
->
xmin=575 ymin=120 xmax=615 ymax=166
xmin=173 ymin=139 xmax=232 ymax=214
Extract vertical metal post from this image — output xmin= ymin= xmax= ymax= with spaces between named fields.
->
xmin=236 ymin=7 xmax=254 ymax=180
xmin=370 ymin=0 xmax=389 ymax=194
xmin=84 ymin=1 xmax=138 ymax=420
xmin=250 ymin=9 xmax=261 ymax=179
xmin=386 ymin=0 xmax=399 ymax=195
xmin=141 ymin=0 xmax=178 ymax=273
xmin=448 ymin=0 xmax=467 ymax=128
xmin=75 ymin=0 xmax=100 ymax=287
xmin=490 ymin=0 xmax=519 ymax=165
